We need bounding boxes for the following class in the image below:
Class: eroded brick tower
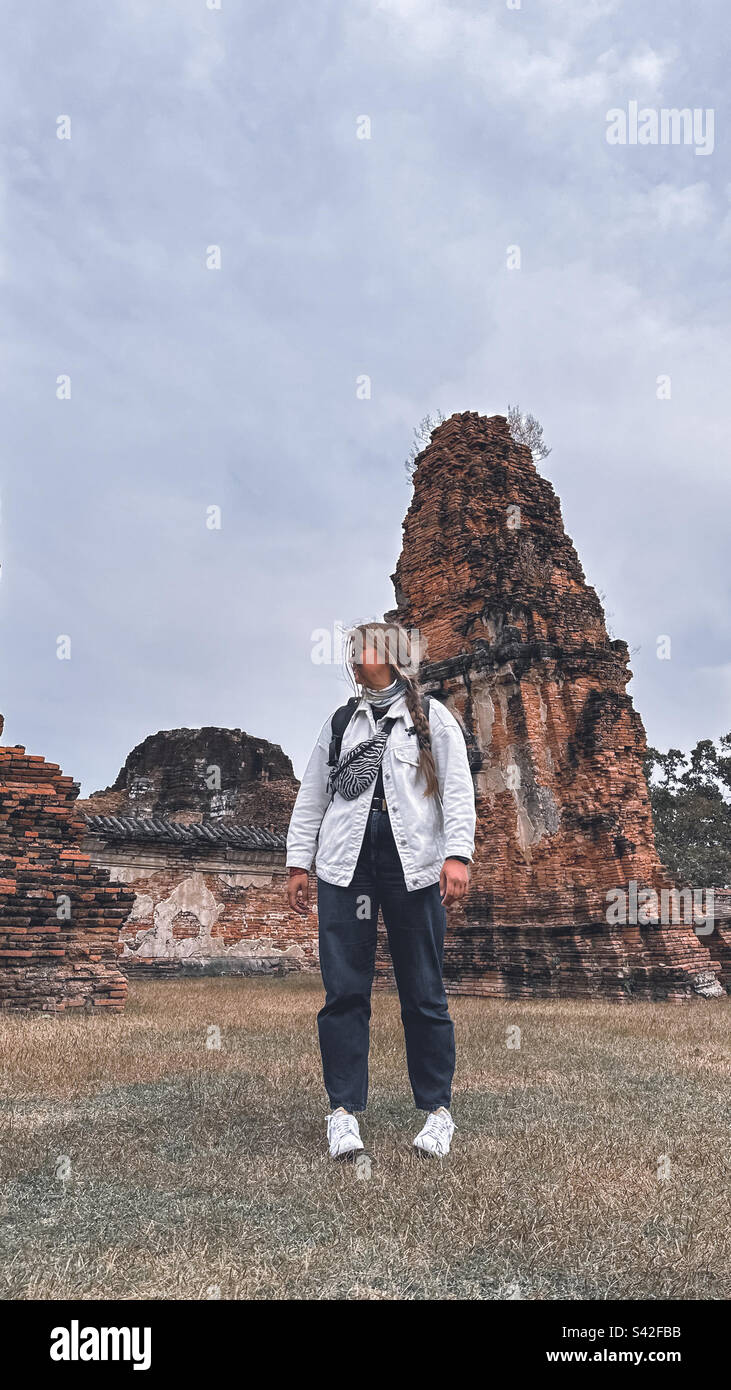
[383,412,723,1000]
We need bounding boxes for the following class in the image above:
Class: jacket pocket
[392,742,420,765]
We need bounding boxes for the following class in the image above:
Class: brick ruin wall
[83,832,318,978]
[711,891,731,991]
[0,734,134,1013]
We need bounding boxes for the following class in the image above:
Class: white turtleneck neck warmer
[360,674,409,707]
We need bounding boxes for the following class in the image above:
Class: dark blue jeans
[316,807,455,1113]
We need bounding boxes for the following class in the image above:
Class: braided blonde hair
[344,621,439,798]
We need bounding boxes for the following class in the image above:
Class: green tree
[644,733,731,887]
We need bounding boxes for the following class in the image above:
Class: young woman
[286,621,476,1159]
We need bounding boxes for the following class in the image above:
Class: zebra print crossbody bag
[326,715,398,801]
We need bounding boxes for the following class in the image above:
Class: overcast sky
[1,0,728,791]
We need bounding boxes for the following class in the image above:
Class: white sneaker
[413,1107,455,1157]
[326,1108,364,1160]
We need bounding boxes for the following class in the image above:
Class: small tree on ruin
[405,411,446,479]
[507,403,552,464]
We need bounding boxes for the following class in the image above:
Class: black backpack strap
[327,696,360,767]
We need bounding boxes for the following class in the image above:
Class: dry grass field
[0,976,729,1301]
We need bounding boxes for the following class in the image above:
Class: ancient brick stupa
[381,412,724,1000]
[78,727,298,832]
[0,714,134,1012]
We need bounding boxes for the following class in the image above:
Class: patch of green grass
[0,978,729,1299]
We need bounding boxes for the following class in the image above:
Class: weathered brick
[0,723,133,1013]
[82,825,317,979]
[78,727,299,830]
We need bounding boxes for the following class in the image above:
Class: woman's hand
[439,858,470,907]
[287,868,311,916]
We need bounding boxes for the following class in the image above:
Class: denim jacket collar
[355,690,410,731]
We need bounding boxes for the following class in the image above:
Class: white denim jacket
[286,692,476,892]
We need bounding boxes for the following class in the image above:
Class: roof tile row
[83,813,287,850]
